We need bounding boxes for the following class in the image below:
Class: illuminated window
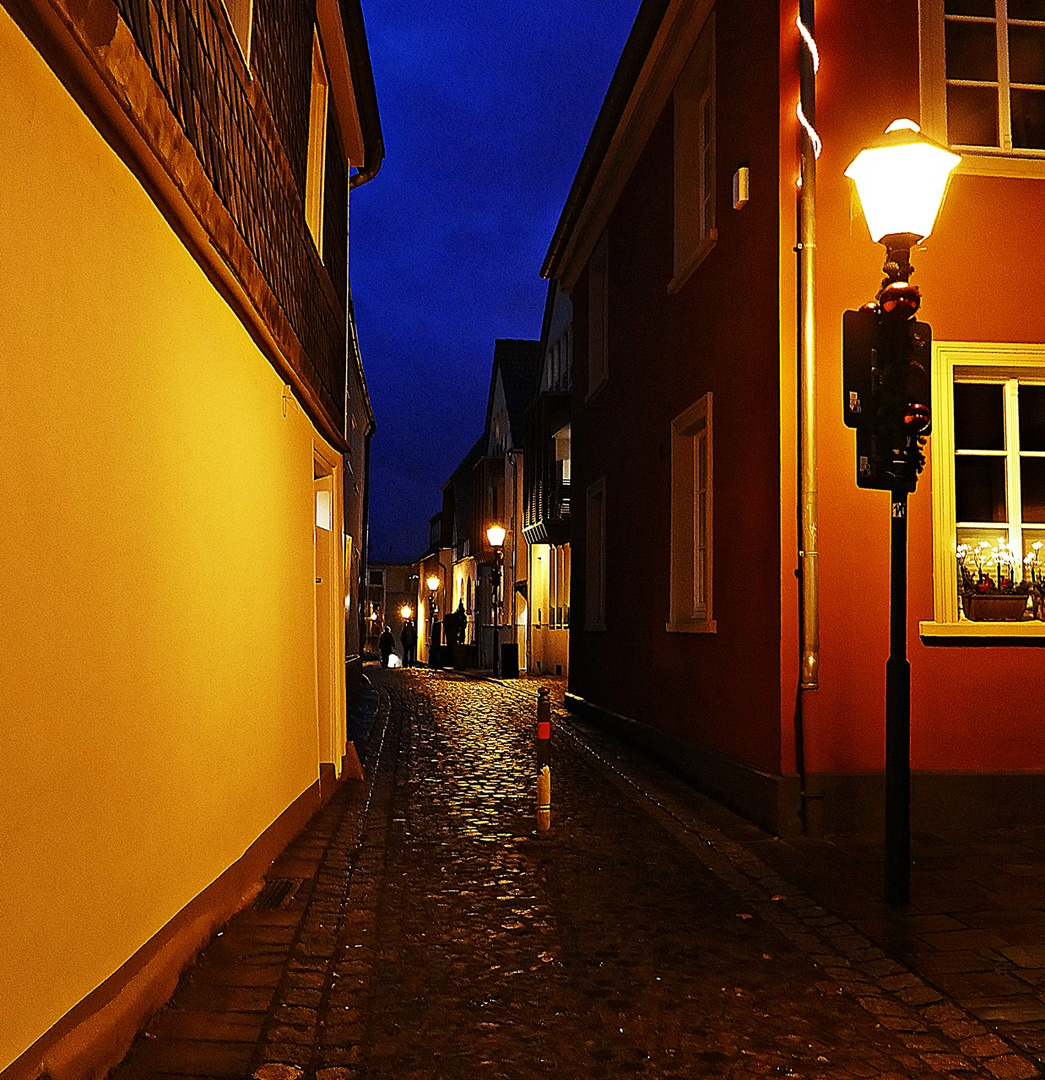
[588,232,609,397]
[670,14,716,293]
[920,0,1045,175]
[668,394,715,632]
[585,479,606,630]
[927,343,1045,630]
[305,30,329,253]
[315,489,332,530]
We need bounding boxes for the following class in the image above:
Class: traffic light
[842,308,932,493]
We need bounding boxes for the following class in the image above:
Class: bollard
[536,687,552,833]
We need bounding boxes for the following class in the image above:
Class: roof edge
[541,0,670,282]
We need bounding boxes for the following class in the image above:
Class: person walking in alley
[400,619,417,667]
[379,625,395,668]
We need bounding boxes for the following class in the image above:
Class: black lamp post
[844,120,960,905]
[486,524,506,677]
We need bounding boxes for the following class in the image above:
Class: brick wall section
[113,0,347,430]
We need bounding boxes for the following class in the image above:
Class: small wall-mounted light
[732,166,750,210]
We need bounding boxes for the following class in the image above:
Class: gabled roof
[483,339,541,450]
[441,436,487,495]
[542,0,714,290]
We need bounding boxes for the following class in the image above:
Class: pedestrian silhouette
[401,619,417,667]
[379,626,395,668]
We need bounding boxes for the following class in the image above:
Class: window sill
[919,620,1045,643]
[954,152,1045,181]
[666,619,717,634]
[668,231,717,295]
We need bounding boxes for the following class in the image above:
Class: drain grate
[253,878,301,910]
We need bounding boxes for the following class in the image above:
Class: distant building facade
[524,281,574,676]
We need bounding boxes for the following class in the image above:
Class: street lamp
[400,604,412,621]
[486,524,506,677]
[426,573,441,667]
[844,119,959,906]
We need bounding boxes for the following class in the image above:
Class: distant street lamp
[486,524,506,677]
[426,573,441,667]
[844,120,959,906]
[400,604,412,621]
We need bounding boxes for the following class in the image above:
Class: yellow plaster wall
[0,8,326,1067]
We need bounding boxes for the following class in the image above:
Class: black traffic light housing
[842,307,932,493]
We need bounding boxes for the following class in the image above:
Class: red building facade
[547,0,1045,836]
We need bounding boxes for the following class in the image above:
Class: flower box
[960,592,1030,621]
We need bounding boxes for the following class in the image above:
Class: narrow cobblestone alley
[111,670,1039,1080]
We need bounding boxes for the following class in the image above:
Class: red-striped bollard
[536,687,552,833]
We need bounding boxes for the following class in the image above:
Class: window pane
[1010,0,1045,19]
[1020,385,1045,449]
[946,0,995,12]
[1022,458,1045,522]
[946,21,999,80]
[1024,529,1045,579]
[1012,88,1045,148]
[954,383,1005,449]
[956,456,1008,521]
[1010,25,1045,83]
[948,84,1000,144]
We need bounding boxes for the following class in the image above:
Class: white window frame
[922,341,1045,637]
[305,29,330,254]
[670,13,717,294]
[219,0,254,64]
[919,0,1045,178]
[668,393,716,633]
[585,478,607,631]
[587,232,609,399]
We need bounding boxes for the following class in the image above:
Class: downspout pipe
[359,429,374,656]
[796,0,823,835]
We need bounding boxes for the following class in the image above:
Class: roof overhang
[316,0,384,175]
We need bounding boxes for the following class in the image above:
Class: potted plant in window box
[958,541,1031,621]
[1025,542,1045,621]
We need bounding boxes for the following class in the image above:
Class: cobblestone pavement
[111,669,1042,1080]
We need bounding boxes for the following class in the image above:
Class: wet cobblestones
[110,670,1042,1080]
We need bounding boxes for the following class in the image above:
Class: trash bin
[500,642,519,678]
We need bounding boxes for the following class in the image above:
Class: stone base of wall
[565,692,802,837]
[565,692,1045,838]
[3,781,324,1080]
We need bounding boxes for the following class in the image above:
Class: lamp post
[426,573,441,667]
[844,120,960,905]
[486,524,506,677]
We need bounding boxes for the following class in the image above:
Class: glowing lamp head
[426,575,440,592]
[486,524,506,549]
[400,605,412,620]
[844,120,961,245]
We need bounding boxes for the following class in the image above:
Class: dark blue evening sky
[351,1,639,563]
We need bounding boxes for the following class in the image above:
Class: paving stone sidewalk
[109,669,1042,1080]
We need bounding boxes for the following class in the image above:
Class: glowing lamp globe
[486,524,506,548]
[844,120,961,245]
[400,605,412,620]
[426,575,440,592]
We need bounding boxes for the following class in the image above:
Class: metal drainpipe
[797,0,823,837]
